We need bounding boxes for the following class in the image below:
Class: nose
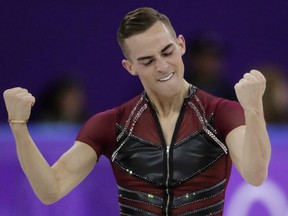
[156,57,169,73]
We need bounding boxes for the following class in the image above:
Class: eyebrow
[136,43,174,61]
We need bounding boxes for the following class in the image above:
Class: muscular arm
[226,70,271,186]
[4,88,97,204]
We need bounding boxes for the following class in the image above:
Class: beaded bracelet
[8,119,28,124]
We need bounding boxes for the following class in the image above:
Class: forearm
[11,123,60,204]
[242,108,271,185]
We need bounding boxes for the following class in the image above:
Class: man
[3,7,271,216]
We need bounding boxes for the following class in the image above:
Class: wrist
[8,119,28,132]
[243,106,264,116]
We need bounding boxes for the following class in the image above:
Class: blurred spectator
[184,31,236,100]
[31,76,88,123]
[260,64,288,124]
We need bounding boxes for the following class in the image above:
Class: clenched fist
[234,70,266,113]
[3,87,35,121]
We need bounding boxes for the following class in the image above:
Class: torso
[76,85,245,216]
[112,89,230,215]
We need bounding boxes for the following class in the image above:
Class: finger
[250,69,262,76]
[27,95,36,107]
[14,91,35,106]
[15,88,29,96]
[250,70,266,82]
[234,82,239,91]
[234,82,243,91]
[3,87,26,99]
[236,77,249,86]
[243,73,256,81]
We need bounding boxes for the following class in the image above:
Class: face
[122,21,186,99]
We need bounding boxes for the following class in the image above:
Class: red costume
[76,85,245,216]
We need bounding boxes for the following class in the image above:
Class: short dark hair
[117,7,177,58]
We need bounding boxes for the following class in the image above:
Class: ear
[122,59,138,76]
[177,35,186,55]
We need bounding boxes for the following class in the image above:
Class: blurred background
[1,1,288,215]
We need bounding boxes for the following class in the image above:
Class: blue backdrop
[1,1,288,121]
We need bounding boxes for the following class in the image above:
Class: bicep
[51,141,97,198]
[226,125,245,174]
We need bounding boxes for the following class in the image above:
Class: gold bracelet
[8,119,28,124]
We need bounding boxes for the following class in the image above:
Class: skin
[3,21,271,204]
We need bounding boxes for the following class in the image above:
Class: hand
[234,70,266,113]
[3,87,35,121]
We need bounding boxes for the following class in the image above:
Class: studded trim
[116,124,163,149]
[188,99,228,154]
[112,86,228,163]
[114,159,159,185]
[118,180,225,216]
[173,179,226,208]
[118,185,163,208]
[112,94,148,161]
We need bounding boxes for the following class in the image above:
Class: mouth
[158,72,174,82]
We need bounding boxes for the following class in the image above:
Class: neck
[147,81,190,118]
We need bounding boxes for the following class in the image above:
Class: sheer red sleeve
[76,108,116,160]
[214,99,245,141]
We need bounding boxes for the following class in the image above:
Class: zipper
[165,144,171,215]
[148,99,186,216]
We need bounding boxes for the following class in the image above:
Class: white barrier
[226,180,288,216]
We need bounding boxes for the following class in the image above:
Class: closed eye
[142,59,154,66]
[161,43,174,57]
[162,50,173,57]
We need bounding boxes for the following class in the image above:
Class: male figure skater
[3,7,271,216]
